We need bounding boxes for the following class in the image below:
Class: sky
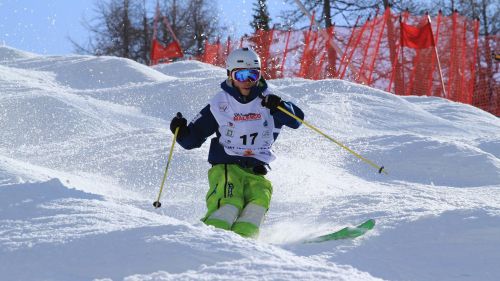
[0,0,292,55]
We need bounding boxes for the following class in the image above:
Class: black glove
[170,112,189,139]
[261,94,282,110]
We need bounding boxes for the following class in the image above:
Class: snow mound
[327,210,500,281]
[1,51,175,90]
[0,45,38,61]
[271,79,500,187]
[153,60,226,79]
[1,46,499,281]
[0,178,380,281]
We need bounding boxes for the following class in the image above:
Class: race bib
[210,91,278,163]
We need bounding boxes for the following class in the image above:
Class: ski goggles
[231,68,261,82]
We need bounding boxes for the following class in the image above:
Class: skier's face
[233,79,256,96]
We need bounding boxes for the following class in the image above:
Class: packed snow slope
[1,45,499,281]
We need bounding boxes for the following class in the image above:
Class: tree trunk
[324,0,337,77]
[480,0,494,102]
[384,1,403,94]
[123,0,131,58]
[142,0,150,64]
[324,0,332,28]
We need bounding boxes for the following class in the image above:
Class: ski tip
[304,219,377,244]
[360,219,376,229]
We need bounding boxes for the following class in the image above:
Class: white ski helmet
[226,47,261,72]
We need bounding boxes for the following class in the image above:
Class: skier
[169,47,304,238]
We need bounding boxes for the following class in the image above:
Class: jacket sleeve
[273,101,304,129]
[176,105,218,149]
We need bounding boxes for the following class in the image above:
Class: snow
[1,46,499,281]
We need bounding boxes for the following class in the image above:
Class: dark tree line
[72,0,220,64]
[278,0,497,36]
[251,0,271,31]
[73,0,497,65]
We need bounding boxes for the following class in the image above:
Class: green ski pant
[202,164,273,238]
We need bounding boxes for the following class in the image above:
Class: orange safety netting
[149,2,184,65]
[150,39,183,65]
[474,35,499,115]
[199,8,499,116]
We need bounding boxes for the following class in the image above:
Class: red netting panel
[201,41,223,67]
[437,13,474,103]
[345,11,392,86]
[380,11,480,103]
[361,11,395,91]
[198,9,498,115]
[280,30,308,78]
[299,29,328,79]
[240,29,314,79]
[403,15,438,97]
[251,30,276,79]
[383,11,405,95]
[474,35,499,116]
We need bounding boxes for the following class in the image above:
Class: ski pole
[153,112,182,208]
[277,105,387,175]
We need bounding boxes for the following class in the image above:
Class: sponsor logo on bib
[233,113,262,122]
[219,102,229,112]
[243,149,255,156]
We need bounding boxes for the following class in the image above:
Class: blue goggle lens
[233,69,260,82]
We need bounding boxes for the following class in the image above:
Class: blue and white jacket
[176,78,304,168]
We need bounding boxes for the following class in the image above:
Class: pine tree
[250,0,271,31]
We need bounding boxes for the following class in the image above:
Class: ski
[304,219,376,243]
